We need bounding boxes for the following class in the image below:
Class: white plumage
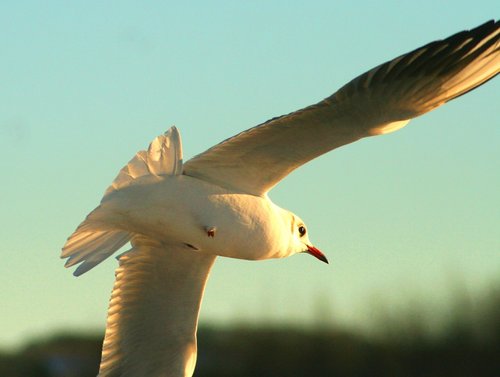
[62,21,499,376]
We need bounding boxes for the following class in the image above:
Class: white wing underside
[185,21,500,196]
[98,237,216,377]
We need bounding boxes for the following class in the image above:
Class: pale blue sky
[1,2,498,349]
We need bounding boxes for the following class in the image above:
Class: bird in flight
[62,21,499,377]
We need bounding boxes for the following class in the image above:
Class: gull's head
[286,213,328,264]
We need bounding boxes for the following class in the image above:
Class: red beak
[306,245,329,264]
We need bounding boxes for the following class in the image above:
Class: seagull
[62,21,499,376]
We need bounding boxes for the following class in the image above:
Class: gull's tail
[61,127,183,276]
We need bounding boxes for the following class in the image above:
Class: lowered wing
[98,236,216,377]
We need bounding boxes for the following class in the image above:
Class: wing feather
[98,236,216,377]
[184,20,499,196]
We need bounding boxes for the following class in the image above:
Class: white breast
[99,174,290,260]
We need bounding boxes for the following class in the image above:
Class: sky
[1,1,498,349]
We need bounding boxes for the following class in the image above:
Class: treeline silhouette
[1,285,499,377]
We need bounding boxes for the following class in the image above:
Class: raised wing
[98,236,216,377]
[184,20,499,196]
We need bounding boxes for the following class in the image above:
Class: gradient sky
[1,1,498,349]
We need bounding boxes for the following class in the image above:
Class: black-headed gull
[62,21,499,376]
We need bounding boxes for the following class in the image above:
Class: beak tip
[306,245,329,264]
[317,254,329,264]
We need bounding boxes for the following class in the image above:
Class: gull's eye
[298,225,306,237]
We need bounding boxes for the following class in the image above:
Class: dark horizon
[2,283,499,377]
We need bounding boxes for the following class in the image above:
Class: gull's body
[62,21,499,376]
[96,174,295,261]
